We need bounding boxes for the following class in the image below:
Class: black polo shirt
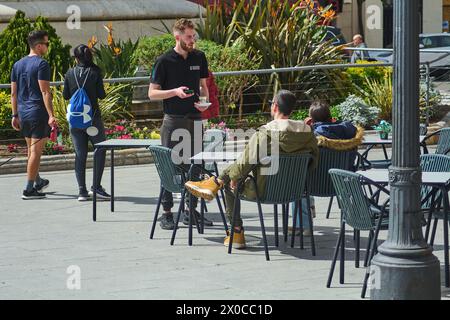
[151,48,209,116]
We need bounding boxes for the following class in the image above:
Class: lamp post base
[370,244,441,300]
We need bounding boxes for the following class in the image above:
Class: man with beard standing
[148,18,212,230]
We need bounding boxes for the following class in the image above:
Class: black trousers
[160,114,203,212]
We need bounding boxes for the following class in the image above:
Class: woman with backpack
[63,44,109,201]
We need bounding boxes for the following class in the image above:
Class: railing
[1,55,449,158]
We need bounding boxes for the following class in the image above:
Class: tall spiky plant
[227,0,346,109]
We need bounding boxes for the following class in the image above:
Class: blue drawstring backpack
[66,67,93,129]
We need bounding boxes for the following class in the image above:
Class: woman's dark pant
[70,116,106,191]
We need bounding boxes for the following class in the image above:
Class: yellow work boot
[224,229,246,249]
[185,176,222,201]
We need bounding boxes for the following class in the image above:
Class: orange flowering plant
[87,22,139,78]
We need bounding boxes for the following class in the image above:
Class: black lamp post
[369,0,441,300]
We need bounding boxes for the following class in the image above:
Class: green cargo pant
[218,165,258,228]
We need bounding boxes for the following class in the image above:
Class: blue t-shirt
[11,55,51,121]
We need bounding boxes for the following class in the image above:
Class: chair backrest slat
[436,128,450,155]
[307,148,357,197]
[420,154,450,208]
[329,169,376,230]
[263,153,312,204]
[148,145,184,194]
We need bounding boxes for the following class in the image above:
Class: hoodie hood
[261,119,315,153]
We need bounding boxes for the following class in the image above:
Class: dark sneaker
[35,178,49,192]
[22,188,46,200]
[89,186,111,200]
[183,210,214,227]
[159,213,175,230]
[78,190,90,201]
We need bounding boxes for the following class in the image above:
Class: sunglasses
[39,42,50,47]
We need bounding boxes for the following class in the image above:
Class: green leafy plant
[358,71,393,121]
[134,35,259,117]
[336,94,380,127]
[0,11,71,83]
[345,61,391,92]
[196,0,240,46]
[291,105,342,121]
[0,91,11,130]
[356,69,441,123]
[246,110,267,127]
[290,109,309,121]
[373,120,392,133]
[133,33,175,68]
[419,83,441,123]
[105,119,160,140]
[0,91,21,140]
[33,16,72,80]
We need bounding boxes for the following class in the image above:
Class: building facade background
[336,0,443,48]
[0,0,203,48]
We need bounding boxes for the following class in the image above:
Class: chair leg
[326,196,334,219]
[362,221,383,298]
[364,230,373,268]
[220,189,227,210]
[306,195,316,256]
[355,230,360,268]
[216,193,228,233]
[284,203,290,243]
[299,199,304,250]
[150,187,164,239]
[424,210,433,243]
[282,204,287,242]
[430,218,439,247]
[257,200,270,261]
[215,163,227,211]
[327,221,344,288]
[170,190,186,246]
[228,187,241,255]
[200,198,205,234]
[274,205,279,248]
[291,201,299,248]
[339,222,346,284]
[202,199,208,213]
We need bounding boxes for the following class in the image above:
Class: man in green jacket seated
[185,90,319,249]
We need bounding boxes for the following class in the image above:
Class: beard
[180,39,194,52]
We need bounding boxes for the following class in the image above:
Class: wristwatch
[12,113,18,118]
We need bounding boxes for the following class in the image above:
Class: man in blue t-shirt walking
[11,30,57,199]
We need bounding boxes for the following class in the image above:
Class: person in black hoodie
[63,44,108,201]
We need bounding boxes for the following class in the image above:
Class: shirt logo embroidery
[190,65,200,71]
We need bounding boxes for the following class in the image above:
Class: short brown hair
[173,18,195,34]
[309,100,332,123]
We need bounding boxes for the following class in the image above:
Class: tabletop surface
[362,135,427,145]
[357,169,450,185]
[190,151,242,163]
[95,139,160,148]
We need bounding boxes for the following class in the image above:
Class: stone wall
[0,0,203,46]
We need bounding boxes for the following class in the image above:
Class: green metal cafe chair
[228,153,313,261]
[327,169,390,299]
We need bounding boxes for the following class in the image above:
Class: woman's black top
[63,64,106,109]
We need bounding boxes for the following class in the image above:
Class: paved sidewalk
[1,151,449,299]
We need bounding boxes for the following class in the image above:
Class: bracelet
[12,113,18,118]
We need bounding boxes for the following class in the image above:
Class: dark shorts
[20,119,51,139]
